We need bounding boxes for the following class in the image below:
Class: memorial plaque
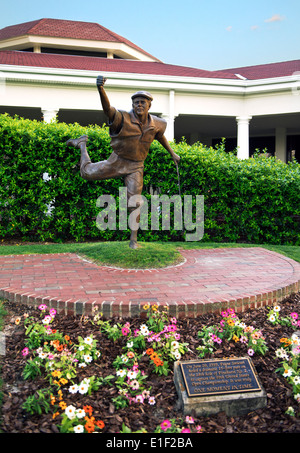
[180,357,261,397]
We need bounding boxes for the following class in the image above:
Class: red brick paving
[0,247,299,318]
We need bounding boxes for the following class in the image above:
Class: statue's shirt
[109,109,167,162]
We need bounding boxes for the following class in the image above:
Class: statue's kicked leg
[66,135,91,170]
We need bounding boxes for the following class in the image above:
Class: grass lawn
[0,240,299,268]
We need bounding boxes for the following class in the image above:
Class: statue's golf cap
[131,91,153,102]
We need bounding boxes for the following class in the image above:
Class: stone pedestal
[174,359,267,417]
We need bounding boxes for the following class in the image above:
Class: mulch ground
[1,293,300,434]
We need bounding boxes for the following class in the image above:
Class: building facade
[0,18,300,162]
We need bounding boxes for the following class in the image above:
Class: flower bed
[1,293,300,433]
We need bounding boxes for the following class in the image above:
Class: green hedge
[0,113,299,245]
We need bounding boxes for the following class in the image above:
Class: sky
[1,0,299,70]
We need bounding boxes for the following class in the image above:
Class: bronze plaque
[180,357,261,397]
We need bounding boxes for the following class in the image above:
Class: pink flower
[38,304,47,311]
[168,325,177,332]
[22,347,29,356]
[181,428,191,433]
[290,312,298,320]
[135,395,144,403]
[121,327,130,336]
[160,420,172,431]
[185,416,194,424]
[248,348,254,356]
[49,308,57,318]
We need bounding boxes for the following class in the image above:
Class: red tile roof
[216,60,300,80]
[0,50,239,79]
[0,18,159,61]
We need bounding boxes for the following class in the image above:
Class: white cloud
[264,14,285,23]
[226,25,232,32]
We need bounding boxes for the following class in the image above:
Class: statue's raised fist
[96,75,106,87]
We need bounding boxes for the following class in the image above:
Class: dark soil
[1,294,300,434]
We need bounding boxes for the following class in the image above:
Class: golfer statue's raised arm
[96,76,116,123]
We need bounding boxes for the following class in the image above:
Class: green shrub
[0,114,299,245]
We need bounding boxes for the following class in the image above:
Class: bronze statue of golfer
[66,76,180,249]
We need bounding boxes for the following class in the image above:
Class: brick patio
[0,247,299,318]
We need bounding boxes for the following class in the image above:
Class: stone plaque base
[174,359,267,417]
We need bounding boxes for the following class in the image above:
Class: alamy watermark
[96,187,204,241]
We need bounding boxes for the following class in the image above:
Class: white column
[162,90,176,141]
[236,116,252,159]
[275,127,286,162]
[42,108,59,123]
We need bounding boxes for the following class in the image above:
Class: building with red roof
[0,18,299,162]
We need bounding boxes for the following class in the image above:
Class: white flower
[78,345,85,351]
[171,341,179,349]
[78,362,87,368]
[116,369,127,377]
[273,305,281,312]
[140,324,149,336]
[121,355,129,363]
[292,375,300,385]
[173,351,181,360]
[275,348,289,360]
[127,370,137,380]
[292,334,300,345]
[268,314,276,323]
[74,425,84,433]
[78,382,89,394]
[84,336,93,346]
[127,341,133,348]
[69,384,79,394]
[81,377,91,385]
[283,368,294,378]
[75,409,86,419]
[42,315,52,325]
[65,405,77,420]
[83,354,93,363]
[294,393,300,402]
[38,351,48,359]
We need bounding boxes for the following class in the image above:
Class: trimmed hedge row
[0,113,299,245]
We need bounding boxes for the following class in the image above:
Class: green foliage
[22,388,52,415]
[1,114,299,245]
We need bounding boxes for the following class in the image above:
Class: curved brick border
[0,247,299,318]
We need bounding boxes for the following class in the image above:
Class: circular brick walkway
[0,247,299,318]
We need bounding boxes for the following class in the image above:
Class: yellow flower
[227,319,235,327]
[15,317,21,325]
[143,304,150,310]
[232,335,239,342]
[59,378,68,386]
[152,304,158,312]
[59,401,67,410]
[52,370,62,378]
